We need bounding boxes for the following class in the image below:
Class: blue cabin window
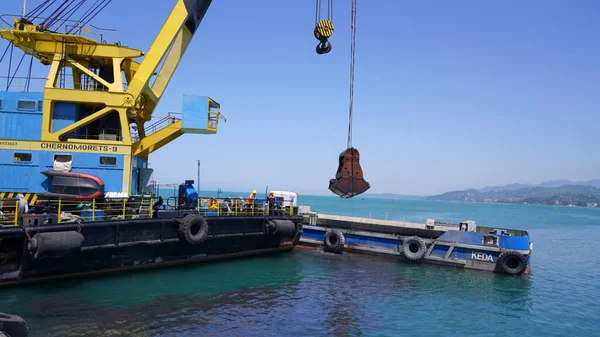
[14,152,32,162]
[99,156,117,166]
[37,100,43,111]
[17,100,36,111]
[0,99,3,109]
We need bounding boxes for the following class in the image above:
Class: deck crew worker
[152,196,164,217]
[267,191,276,215]
[153,196,164,210]
[16,194,28,215]
[246,190,257,212]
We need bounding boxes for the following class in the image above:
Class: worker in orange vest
[245,190,257,213]
[246,190,257,204]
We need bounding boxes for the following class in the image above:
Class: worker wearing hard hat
[267,191,276,214]
[246,190,257,205]
[245,190,257,214]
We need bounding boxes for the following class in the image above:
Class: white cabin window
[14,152,32,162]
[99,156,117,166]
[53,154,72,172]
[17,100,36,111]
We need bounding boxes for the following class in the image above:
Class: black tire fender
[401,236,427,261]
[324,229,345,253]
[178,214,208,244]
[266,220,297,237]
[497,250,527,275]
[0,312,28,337]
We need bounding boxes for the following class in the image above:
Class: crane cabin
[0,0,224,203]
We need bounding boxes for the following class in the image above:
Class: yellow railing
[0,199,19,226]
[191,197,296,217]
[0,195,298,226]
[51,198,154,223]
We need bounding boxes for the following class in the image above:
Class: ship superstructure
[0,0,224,202]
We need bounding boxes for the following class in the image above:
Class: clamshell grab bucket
[328,147,370,198]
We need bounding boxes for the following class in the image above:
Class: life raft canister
[208,198,218,210]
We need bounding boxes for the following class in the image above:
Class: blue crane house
[0,0,303,287]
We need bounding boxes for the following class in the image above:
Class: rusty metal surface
[328,147,370,198]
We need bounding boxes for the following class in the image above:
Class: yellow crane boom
[0,0,366,198]
[0,0,223,159]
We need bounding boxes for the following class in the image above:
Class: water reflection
[1,252,304,336]
[2,245,590,337]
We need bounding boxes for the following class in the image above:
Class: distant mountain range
[478,179,600,192]
[427,179,600,207]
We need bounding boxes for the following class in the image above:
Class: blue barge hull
[298,215,532,275]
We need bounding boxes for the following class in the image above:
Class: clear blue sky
[3,0,599,195]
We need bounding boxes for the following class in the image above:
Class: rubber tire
[271,220,297,237]
[497,250,527,275]
[0,312,28,337]
[324,229,345,254]
[402,236,427,261]
[179,214,208,245]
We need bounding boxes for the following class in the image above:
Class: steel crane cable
[25,54,34,92]
[315,0,333,24]
[315,0,320,24]
[0,44,10,64]
[71,0,101,28]
[347,0,356,148]
[68,0,111,34]
[314,0,334,54]
[43,0,76,29]
[26,0,55,20]
[80,0,111,27]
[57,0,87,28]
[67,0,99,33]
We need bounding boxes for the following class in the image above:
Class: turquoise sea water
[1,194,600,336]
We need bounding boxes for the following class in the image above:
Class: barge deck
[298,210,533,275]
[0,194,303,287]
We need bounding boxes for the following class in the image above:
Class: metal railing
[0,76,47,92]
[164,196,296,217]
[0,196,297,226]
[54,198,153,222]
[60,127,124,142]
[0,14,119,44]
[0,199,20,226]
[131,113,181,142]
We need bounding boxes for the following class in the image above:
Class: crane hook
[314,19,334,54]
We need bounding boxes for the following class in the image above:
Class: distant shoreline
[361,195,600,210]
[423,199,600,210]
